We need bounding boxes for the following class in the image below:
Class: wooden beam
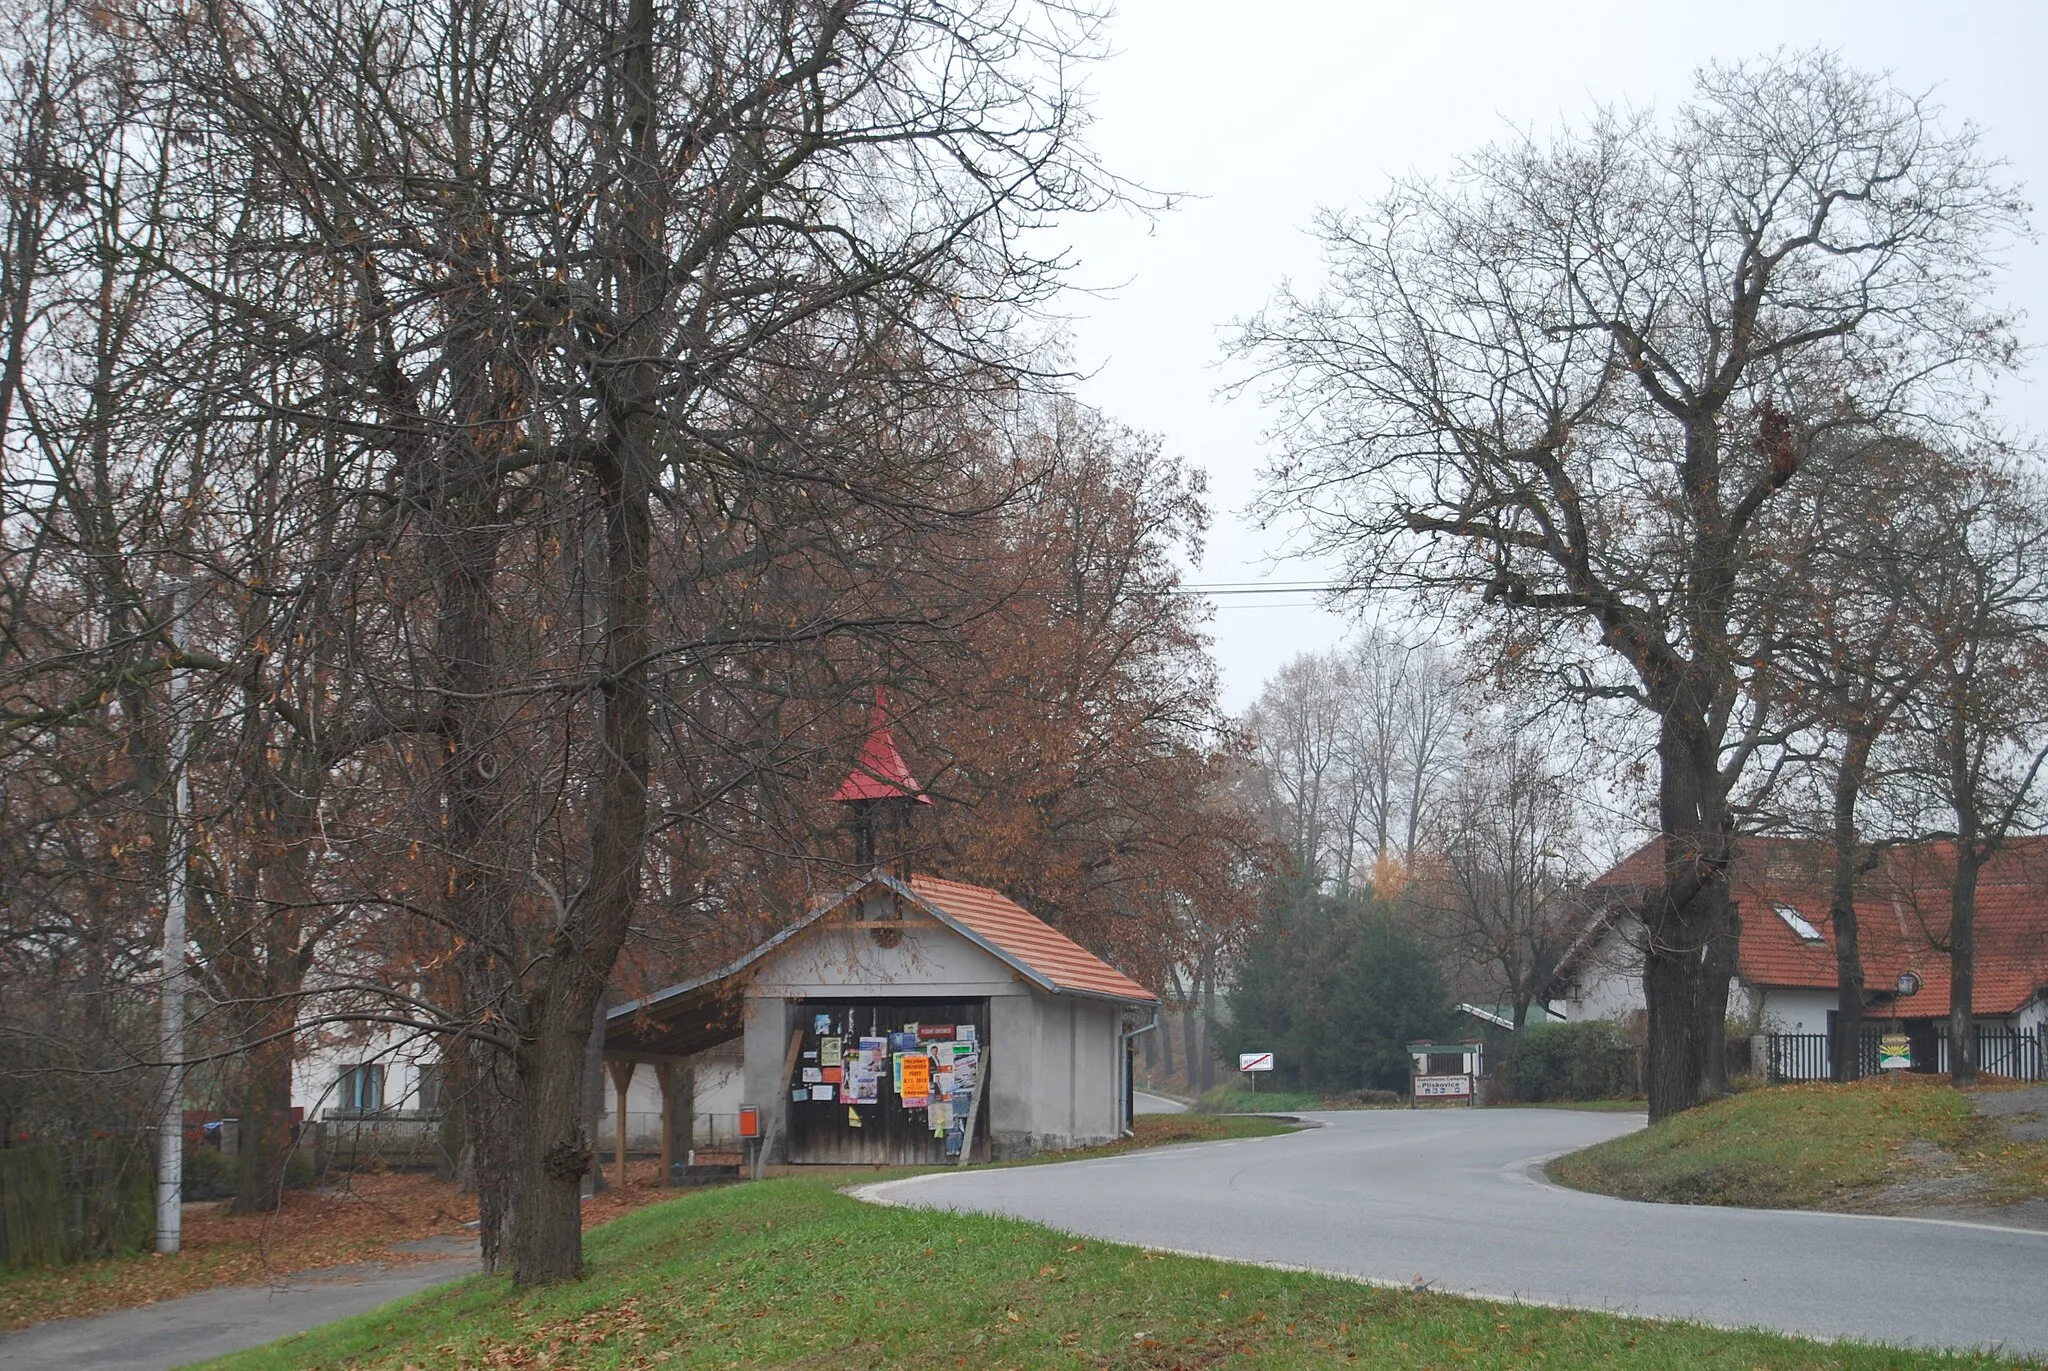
[655,1063,675,1188]
[608,1058,635,1184]
[757,1027,804,1181]
[957,1044,991,1167]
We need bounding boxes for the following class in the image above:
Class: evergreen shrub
[1500,1020,1637,1101]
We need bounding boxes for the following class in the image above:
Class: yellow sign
[899,1053,931,1101]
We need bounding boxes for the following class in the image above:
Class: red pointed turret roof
[830,688,931,804]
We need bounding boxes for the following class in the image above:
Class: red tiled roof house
[1554,837,2048,1078]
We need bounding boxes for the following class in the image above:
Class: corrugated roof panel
[906,873,1158,1004]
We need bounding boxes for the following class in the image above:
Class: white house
[1554,837,2048,1079]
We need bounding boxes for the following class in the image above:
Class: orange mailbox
[738,1104,761,1140]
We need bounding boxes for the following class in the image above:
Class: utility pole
[157,583,191,1255]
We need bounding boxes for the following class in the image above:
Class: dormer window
[1773,903,1825,945]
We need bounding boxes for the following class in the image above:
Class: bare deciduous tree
[1233,51,2024,1118]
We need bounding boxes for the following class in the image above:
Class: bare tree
[1233,52,2024,1117]
[1894,461,2048,1085]
[1422,728,1582,1029]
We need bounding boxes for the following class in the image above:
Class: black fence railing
[1766,1026,2044,1083]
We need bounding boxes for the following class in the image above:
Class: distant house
[1552,837,2048,1077]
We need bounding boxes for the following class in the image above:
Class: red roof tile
[1587,837,2048,1016]
[831,689,931,804]
[906,873,1157,1004]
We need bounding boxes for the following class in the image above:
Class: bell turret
[830,688,930,868]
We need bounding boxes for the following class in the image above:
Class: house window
[1772,903,1826,945]
[415,1062,445,1114]
[338,1064,385,1113]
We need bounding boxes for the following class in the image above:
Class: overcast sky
[1047,0,2048,712]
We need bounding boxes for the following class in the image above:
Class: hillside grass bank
[1549,1075,2048,1212]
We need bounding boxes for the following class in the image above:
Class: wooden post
[956,1045,991,1167]
[757,1028,804,1181]
[608,1059,635,1186]
[655,1063,674,1188]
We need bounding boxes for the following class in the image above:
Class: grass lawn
[0,1118,1283,1334]
[194,1176,2040,1371]
[1549,1075,2048,1211]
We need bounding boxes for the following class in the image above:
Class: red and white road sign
[1238,1052,1274,1073]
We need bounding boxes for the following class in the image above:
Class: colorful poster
[935,1069,955,1100]
[952,1055,977,1093]
[929,1098,951,1132]
[860,1036,888,1063]
[801,1066,823,1084]
[814,1012,834,1035]
[889,1030,918,1054]
[900,1052,931,1106]
[848,1107,863,1128]
[849,1070,879,1105]
[791,1087,807,1102]
[958,1024,977,1043]
[811,1084,835,1102]
[820,1037,844,1068]
[822,1066,842,1085]
[917,1024,955,1041]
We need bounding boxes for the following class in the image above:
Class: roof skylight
[1772,903,1826,944]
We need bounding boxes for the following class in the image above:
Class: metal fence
[603,1111,745,1154]
[1766,1026,2044,1083]
[1936,1027,2045,1080]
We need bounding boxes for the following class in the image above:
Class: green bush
[182,1144,238,1201]
[0,1141,152,1270]
[1501,1021,1638,1102]
[283,1147,315,1189]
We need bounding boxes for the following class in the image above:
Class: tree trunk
[582,993,613,1195]
[1643,711,1736,1121]
[1828,735,1874,1083]
[509,0,662,1267]
[1949,848,1982,1085]
[233,1017,295,1212]
[1198,945,1218,1093]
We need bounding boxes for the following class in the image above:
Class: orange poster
[899,1053,931,1104]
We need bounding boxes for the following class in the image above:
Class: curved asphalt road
[863,1108,2048,1358]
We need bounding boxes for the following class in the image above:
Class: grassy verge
[1189,1084,1349,1112]
[1550,1075,2048,1211]
[1025,1112,1298,1159]
[197,1177,2037,1371]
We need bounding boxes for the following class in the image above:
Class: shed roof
[904,873,1157,1004]
[604,869,1155,1059]
[1579,836,2048,1017]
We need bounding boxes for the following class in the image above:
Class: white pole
[156,584,191,1255]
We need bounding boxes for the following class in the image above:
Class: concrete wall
[987,993,1122,1157]
[1556,926,1647,1022]
[1756,988,1838,1034]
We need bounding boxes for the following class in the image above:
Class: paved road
[0,1241,479,1371]
[1132,1090,1187,1114]
[864,1107,2048,1358]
